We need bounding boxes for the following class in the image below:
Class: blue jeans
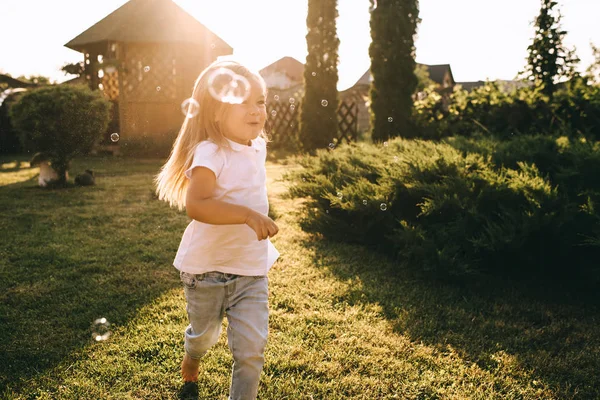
[180,271,269,400]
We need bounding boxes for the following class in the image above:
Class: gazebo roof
[65,0,232,53]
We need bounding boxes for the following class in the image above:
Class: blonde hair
[154,60,268,211]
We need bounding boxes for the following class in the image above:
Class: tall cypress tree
[300,0,340,153]
[522,0,579,99]
[369,0,420,143]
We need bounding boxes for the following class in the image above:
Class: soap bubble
[383,141,388,147]
[207,67,251,104]
[156,86,161,92]
[312,72,317,77]
[289,98,295,104]
[388,117,393,122]
[110,133,120,142]
[328,143,335,150]
[380,203,387,211]
[274,95,280,101]
[337,192,343,199]
[363,200,368,205]
[91,317,112,341]
[181,98,200,118]
[290,105,295,112]
[271,110,277,117]
[321,100,328,107]
[144,66,150,72]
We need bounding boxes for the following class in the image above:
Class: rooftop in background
[65,0,232,52]
[353,64,455,88]
[259,57,457,91]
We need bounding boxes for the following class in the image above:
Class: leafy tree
[586,42,600,85]
[414,64,436,94]
[368,0,420,143]
[521,0,580,99]
[300,0,340,153]
[10,85,111,186]
[61,62,84,77]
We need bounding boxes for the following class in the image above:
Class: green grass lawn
[1,153,598,399]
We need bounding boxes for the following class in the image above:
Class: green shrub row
[413,80,600,141]
[285,136,600,283]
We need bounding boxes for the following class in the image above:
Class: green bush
[414,80,600,141]
[10,84,111,183]
[285,136,600,284]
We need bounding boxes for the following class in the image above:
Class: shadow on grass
[177,382,199,400]
[0,155,185,393]
[300,234,600,399]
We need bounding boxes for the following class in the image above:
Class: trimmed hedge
[285,136,600,284]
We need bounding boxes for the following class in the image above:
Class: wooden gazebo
[64,0,232,146]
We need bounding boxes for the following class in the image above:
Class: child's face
[219,76,267,146]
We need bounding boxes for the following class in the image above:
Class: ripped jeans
[180,271,269,400]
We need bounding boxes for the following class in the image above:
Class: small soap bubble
[328,143,335,150]
[181,98,200,118]
[321,100,328,107]
[144,66,150,72]
[380,203,387,211]
[290,105,295,112]
[326,209,329,214]
[312,72,317,77]
[271,110,277,117]
[383,141,388,147]
[363,200,368,205]
[156,86,161,92]
[302,177,306,182]
[91,317,112,342]
[289,98,295,104]
[337,191,343,199]
[207,67,251,104]
[274,95,280,101]
[388,117,393,122]
[110,133,120,142]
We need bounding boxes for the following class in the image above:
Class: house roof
[353,63,455,87]
[0,74,37,89]
[456,79,533,93]
[64,0,232,52]
[455,81,485,92]
[259,56,305,83]
[426,64,454,85]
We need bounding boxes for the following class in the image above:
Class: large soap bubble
[207,68,251,104]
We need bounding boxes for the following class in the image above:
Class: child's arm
[186,167,278,240]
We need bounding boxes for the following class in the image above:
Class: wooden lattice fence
[265,97,359,149]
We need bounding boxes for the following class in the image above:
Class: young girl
[155,60,280,400]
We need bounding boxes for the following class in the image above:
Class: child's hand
[245,210,279,241]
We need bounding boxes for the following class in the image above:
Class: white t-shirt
[173,135,280,276]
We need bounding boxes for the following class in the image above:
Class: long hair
[154,60,268,211]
